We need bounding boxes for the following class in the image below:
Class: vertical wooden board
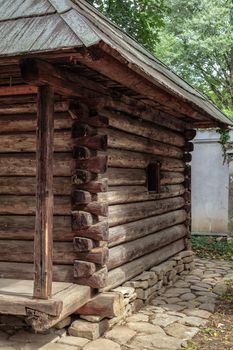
[33,85,54,300]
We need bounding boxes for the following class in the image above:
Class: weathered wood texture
[0,96,75,281]
[75,292,124,318]
[70,102,109,288]
[183,130,195,249]
[100,106,188,289]
[103,238,185,291]
[0,262,74,282]
[33,85,54,299]
[108,224,186,270]
[109,209,187,247]
[0,83,190,292]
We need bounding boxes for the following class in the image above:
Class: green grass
[191,236,233,260]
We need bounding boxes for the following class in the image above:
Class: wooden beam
[20,58,108,99]
[0,85,37,96]
[33,85,54,300]
[75,292,124,318]
[74,48,198,118]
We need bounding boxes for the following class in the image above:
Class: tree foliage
[87,0,232,116]
[87,0,167,51]
[154,0,233,116]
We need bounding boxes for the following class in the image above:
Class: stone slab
[83,339,121,350]
[165,323,199,340]
[105,325,136,344]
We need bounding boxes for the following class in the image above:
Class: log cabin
[0,0,231,331]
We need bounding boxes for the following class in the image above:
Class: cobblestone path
[1,257,233,350]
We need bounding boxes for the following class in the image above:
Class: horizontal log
[76,292,124,318]
[0,241,82,264]
[74,260,96,277]
[75,266,108,288]
[106,128,183,159]
[0,195,71,215]
[95,97,186,132]
[161,172,185,185]
[0,101,69,115]
[0,262,74,282]
[0,177,71,195]
[159,184,185,197]
[108,224,186,270]
[0,151,183,176]
[108,149,185,171]
[0,176,109,197]
[100,109,185,147]
[73,247,109,266]
[0,153,73,176]
[109,209,187,247]
[0,215,74,241]
[0,131,73,153]
[109,196,185,227]
[98,184,185,205]
[107,167,146,186]
[102,239,185,291]
[0,112,72,133]
[75,221,109,241]
[0,215,106,242]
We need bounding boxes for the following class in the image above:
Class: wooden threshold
[0,279,92,331]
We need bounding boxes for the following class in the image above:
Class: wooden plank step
[0,279,92,331]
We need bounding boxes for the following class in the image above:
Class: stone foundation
[69,250,195,339]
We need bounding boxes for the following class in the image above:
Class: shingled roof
[0,0,231,125]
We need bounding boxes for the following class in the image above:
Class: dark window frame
[146,162,161,194]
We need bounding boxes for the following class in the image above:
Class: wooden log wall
[95,106,194,290]
[70,102,109,289]
[0,95,111,288]
[0,95,77,282]
[0,91,195,290]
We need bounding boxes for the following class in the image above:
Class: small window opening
[147,162,161,193]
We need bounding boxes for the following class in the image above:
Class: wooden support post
[33,85,54,300]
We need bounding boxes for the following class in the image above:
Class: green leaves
[87,0,232,117]
[154,0,233,116]
[87,0,168,50]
